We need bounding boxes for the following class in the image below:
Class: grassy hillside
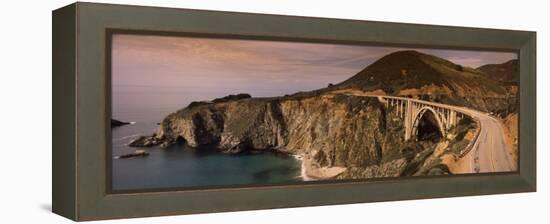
[477,59,518,83]
[336,50,507,97]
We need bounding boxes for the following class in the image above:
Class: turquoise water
[111,86,302,191]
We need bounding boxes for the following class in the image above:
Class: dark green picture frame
[53,2,536,221]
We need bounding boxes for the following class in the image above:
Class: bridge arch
[412,106,446,141]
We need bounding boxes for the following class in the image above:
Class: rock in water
[114,149,150,159]
[111,119,130,128]
[128,135,160,147]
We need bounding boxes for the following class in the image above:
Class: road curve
[453,107,516,173]
[389,97,516,173]
[346,92,516,173]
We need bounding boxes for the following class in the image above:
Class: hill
[477,59,518,83]
[335,50,507,97]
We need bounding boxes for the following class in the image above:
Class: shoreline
[292,154,315,181]
[292,152,346,181]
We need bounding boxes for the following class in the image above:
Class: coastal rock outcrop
[131,93,407,170]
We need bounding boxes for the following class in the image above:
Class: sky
[112,34,517,99]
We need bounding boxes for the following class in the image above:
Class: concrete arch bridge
[373,95,515,173]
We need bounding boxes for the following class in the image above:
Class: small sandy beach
[294,152,346,180]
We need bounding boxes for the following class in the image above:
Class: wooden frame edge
[52,3,78,221]
[50,2,537,221]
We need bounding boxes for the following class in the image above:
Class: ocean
[111,85,302,191]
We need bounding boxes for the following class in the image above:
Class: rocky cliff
[133,94,407,170]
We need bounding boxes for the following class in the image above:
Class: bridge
[371,95,515,173]
[377,96,466,141]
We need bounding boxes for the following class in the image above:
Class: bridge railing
[376,95,483,161]
[378,95,476,119]
[458,118,482,159]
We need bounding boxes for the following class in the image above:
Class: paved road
[398,99,516,173]
[454,107,516,173]
[338,92,516,173]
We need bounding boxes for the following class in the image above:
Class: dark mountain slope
[477,59,518,83]
[336,50,507,97]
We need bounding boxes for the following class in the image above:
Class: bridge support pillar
[397,100,402,117]
[404,100,413,141]
[449,110,456,129]
[380,96,463,141]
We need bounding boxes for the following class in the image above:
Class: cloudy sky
[112,34,517,98]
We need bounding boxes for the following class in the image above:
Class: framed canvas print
[52,2,536,221]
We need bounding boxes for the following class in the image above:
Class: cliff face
[152,94,400,168]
